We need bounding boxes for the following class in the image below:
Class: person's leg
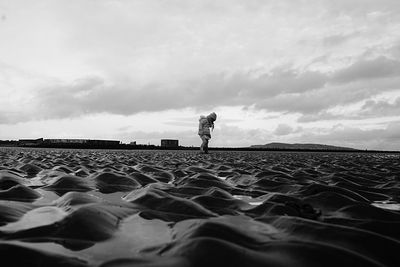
[200,135,208,152]
[204,141,208,153]
[203,135,210,154]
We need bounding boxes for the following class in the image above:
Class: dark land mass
[251,142,358,151]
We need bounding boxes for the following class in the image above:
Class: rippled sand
[0,147,399,266]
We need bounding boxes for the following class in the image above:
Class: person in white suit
[198,112,217,154]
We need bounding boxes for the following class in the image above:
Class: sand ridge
[0,148,399,266]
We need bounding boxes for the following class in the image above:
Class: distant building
[18,138,44,146]
[130,141,137,145]
[161,139,179,148]
[43,139,120,146]
[44,139,86,144]
[86,139,121,146]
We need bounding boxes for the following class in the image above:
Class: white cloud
[331,56,400,84]
[298,91,400,122]
[274,124,294,136]
[293,121,400,150]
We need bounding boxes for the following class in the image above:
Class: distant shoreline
[0,143,399,153]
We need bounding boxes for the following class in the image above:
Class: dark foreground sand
[0,147,399,267]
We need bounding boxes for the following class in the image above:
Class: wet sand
[0,147,399,266]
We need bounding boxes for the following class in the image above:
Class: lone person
[198,112,217,154]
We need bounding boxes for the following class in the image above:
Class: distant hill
[250,142,358,151]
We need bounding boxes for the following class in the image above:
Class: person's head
[207,112,217,122]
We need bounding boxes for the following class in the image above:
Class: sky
[0,0,400,150]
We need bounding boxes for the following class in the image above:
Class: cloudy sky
[1,0,400,150]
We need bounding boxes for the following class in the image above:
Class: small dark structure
[161,139,179,148]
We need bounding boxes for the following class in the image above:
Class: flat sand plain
[0,147,399,266]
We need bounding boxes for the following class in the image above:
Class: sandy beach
[0,147,399,266]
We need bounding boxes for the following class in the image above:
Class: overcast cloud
[1,0,400,149]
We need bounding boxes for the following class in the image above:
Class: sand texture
[0,147,399,266]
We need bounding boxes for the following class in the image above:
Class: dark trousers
[200,134,211,153]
